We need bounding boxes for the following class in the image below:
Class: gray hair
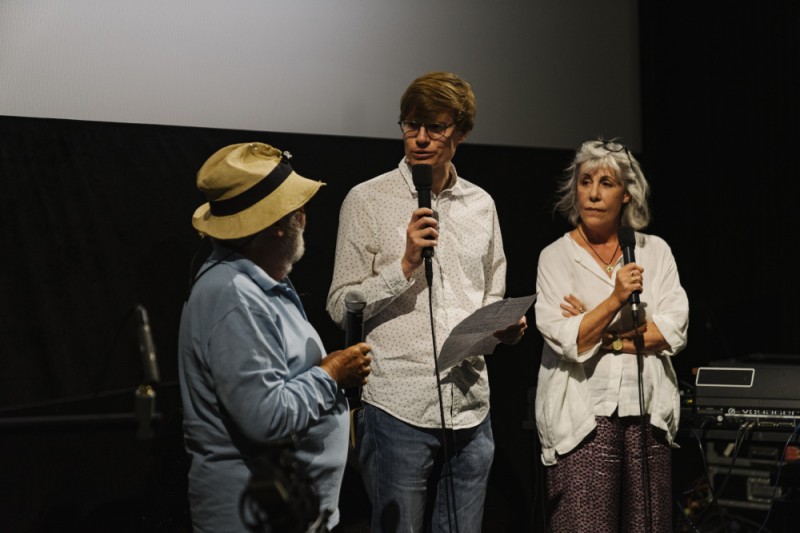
[553,138,651,229]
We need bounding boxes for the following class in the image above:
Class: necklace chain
[577,226,619,273]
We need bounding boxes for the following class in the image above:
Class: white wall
[0,0,640,150]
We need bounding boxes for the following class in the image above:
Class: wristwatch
[611,334,623,352]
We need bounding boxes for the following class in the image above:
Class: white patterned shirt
[326,159,507,429]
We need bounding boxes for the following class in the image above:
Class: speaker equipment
[704,435,800,511]
[689,354,800,515]
[694,353,800,429]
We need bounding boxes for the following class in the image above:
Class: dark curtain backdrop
[640,4,800,530]
[0,116,571,531]
[640,2,800,369]
[1,2,798,531]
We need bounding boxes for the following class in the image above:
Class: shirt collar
[209,242,283,293]
[399,158,460,198]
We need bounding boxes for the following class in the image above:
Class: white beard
[277,217,305,275]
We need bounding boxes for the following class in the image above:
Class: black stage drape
[1,4,799,529]
[0,116,569,531]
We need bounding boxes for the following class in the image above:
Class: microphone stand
[0,387,163,432]
[0,306,163,441]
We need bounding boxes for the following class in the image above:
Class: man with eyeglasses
[326,71,526,533]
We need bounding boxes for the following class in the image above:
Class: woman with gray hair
[533,138,689,532]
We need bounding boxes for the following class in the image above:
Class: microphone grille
[617,226,636,248]
[344,288,367,312]
[135,304,150,327]
[411,164,432,188]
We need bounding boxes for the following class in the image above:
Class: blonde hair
[399,71,476,134]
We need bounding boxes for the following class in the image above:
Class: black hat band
[209,160,293,217]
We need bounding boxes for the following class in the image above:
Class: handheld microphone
[134,304,160,441]
[343,289,367,402]
[135,305,160,386]
[344,289,366,347]
[411,164,434,260]
[411,164,435,286]
[617,226,640,312]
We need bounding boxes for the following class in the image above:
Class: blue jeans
[356,403,494,533]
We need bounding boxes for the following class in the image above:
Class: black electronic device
[694,354,800,428]
[690,354,800,516]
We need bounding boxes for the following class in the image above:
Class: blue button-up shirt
[179,244,348,532]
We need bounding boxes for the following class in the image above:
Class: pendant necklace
[577,226,619,273]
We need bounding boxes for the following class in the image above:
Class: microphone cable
[700,421,751,533]
[619,227,653,531]
[632,308,653,533]
[424,256,459,533]
[755,421,800,533]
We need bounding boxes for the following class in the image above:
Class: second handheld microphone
[343,289,367,401]
[617,226,640,313]
[344,289,367,347]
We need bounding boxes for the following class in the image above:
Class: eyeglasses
[596,140,634,171]
[398,120,455,140]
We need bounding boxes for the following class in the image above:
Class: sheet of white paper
[437,294,536,370]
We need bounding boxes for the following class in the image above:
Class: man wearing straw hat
[178,142,372,532]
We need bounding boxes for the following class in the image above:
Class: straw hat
[192,142,324,239]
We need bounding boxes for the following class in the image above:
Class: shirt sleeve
[205,305,340,444]
[483,199,507,305]
[326,185,414,327]
[648,237,689,357]
[534,239,600,363]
